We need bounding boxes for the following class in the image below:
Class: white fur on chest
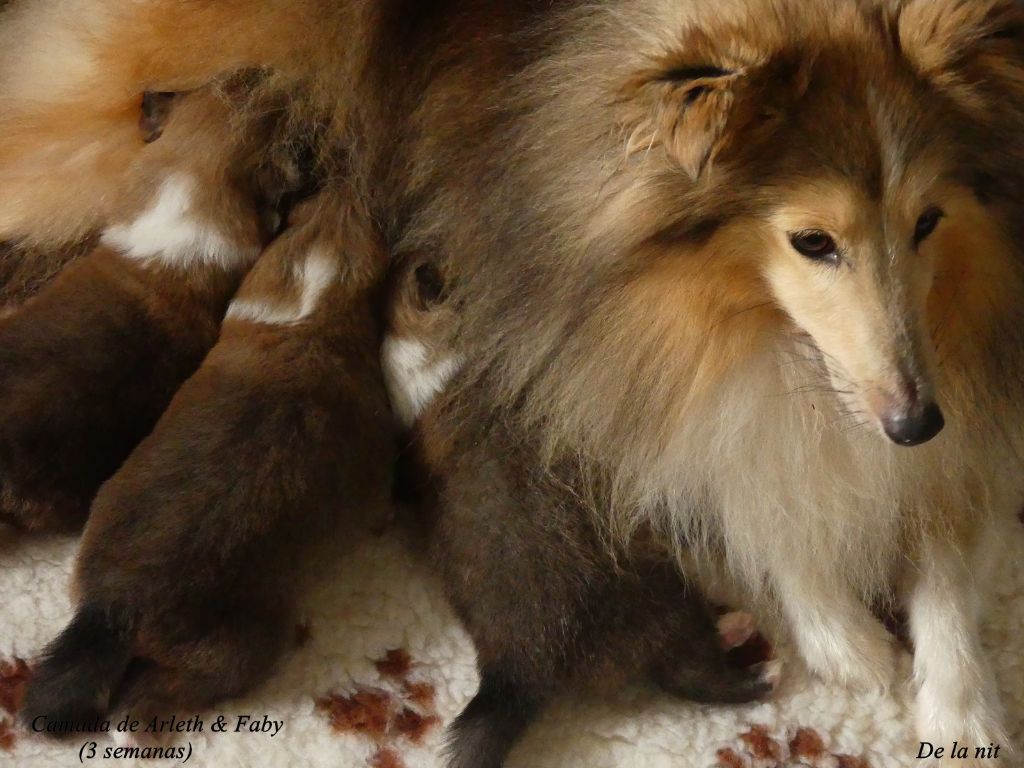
[101,174,255,269]
[658,345,1024,600]
[381,336,462,428]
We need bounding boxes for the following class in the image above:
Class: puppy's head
[617,0,1024,446]
[383,253,452,337]
[381,254,461,429]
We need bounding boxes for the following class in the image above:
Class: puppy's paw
[719,658,784,702]
[717,612,757,650]
[658,658,775,705]
[701,667,774,705]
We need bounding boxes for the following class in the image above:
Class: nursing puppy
[4,1,1024,764]
[0,85,285,530]
[383,257,773,768]
[0,91,185,314]
[22,188,392,726]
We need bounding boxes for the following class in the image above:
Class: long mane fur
[392,0,1024,606]
[3,0,1024,609]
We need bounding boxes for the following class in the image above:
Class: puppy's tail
[20,603,134,735]
[444,671,540,768]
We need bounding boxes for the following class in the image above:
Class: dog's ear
[896,0,1024,94]
[621,57,743,180]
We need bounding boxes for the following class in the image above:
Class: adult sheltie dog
[2,1,1023,766]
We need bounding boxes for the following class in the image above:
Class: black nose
[882,401,945,447]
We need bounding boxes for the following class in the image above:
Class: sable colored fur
[2,2,1024,765]
[378,5,1024,762]
[383,257,772,768]
[0,86,285,530]
[0,239,89,313]
[22,189,392,725]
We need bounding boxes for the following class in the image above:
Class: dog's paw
[798,620,897,694]
[915,692,1010,768]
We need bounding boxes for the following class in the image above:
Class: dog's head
[616,0,1024,447]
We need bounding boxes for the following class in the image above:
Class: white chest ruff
[101,174,255,269]
[656,349,1024,598]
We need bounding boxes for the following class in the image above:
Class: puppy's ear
[621,59,743,180]
[896,0,1024,93]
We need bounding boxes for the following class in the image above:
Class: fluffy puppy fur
[383,257,772,768]
[21,188,392,726]
[4,1,1024,764]
[0,85,284,530]
[0,0,364,247]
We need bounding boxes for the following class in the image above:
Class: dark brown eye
[790,231,840,265]
[914,207,944,246]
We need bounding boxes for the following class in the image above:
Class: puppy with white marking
[22,188,393,726]
[0,84,286,530]
[382,258,461,432]
[383,256,774,768]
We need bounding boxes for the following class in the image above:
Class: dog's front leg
[908,523,1008,767]
[773,561,897,693]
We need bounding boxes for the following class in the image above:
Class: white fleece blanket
[1,519,1022,768]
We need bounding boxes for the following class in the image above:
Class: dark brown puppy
[0,239,90,314]
[383,259,771,768]
[0,86,282,531]
[21,188,392,725]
